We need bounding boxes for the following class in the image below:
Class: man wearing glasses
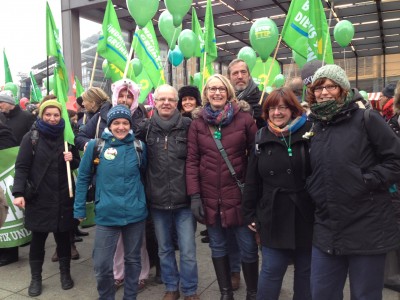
[136,84,200,300]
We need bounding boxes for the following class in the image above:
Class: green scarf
[310,92,353,121]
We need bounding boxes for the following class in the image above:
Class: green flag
[3,49,13,83]
[201,0,217,86]
[191,8,204,58]
[97,0,130,74]
[74,76,85,97]
[281,0,333,63]
[29,72,42,103]
[133,22,165,88]
[46,2,74,145]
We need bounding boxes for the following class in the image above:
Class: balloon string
[324,1,334,65]
[259,34,283,105]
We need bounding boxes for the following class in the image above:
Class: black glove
[191,194,205,223]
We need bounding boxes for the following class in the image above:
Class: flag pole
[259,34,283,105]
[46,56,50,95]
[64,141,73,197]
[201,51,207,88]
[90,52,99,88]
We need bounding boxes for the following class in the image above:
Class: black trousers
[29,231,71,261]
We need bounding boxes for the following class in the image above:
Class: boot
[71,243,80,260]
[212,256,234,300]
[28,260,43,297]
[0,247,18,267]
[74,227,89,237]
[51,250,59,262]
[242,261,258,300]
[59,257,74,290]
[231,272,240,291]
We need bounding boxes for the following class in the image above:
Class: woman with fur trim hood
[178,85,202,118]
[306,65,400,299]
[186,74,258,300]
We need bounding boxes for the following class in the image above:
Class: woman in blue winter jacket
[74,105,147,300]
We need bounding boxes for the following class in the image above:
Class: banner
[0,147,32,248]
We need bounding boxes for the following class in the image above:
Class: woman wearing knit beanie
[306,64,400,299]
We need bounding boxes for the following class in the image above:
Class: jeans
[151,207,198,296]
[257,246,311,300]
[311,246,386,300]
[227,230,241,273]
[93,221,145,300]
[207,216,258,263]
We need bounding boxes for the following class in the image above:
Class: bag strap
[134,139,143,168]
[209,126,244,191]
[95,114,101,139]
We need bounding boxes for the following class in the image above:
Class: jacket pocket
[175,136,187,159]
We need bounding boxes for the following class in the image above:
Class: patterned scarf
[36,118,65,139]
[310,92,353,122]
[267,114,307,137]
[203,102,234,127]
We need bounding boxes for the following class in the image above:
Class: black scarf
[235,78,259,100]
[36,118,65,139]
[153,109,181,133]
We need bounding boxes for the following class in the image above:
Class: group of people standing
[5,58,400,300]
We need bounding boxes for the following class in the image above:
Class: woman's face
[42,107,61,125]
[181,96,197,113]
[268,98,292,128]
[206,78,228,110]
[313,79,341,103]
[82,98,96,112]
[109,118,131,140]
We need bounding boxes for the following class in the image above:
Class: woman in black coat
[243,87,314,300]
[12,96,80,297]
[307,64,400,300]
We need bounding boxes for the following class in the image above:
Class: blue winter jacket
[74,128,147,226]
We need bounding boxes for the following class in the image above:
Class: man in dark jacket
[227,59,266,129]
[0,91,36,144]
[136,84,199,300]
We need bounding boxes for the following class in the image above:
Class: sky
[0,1,101,86]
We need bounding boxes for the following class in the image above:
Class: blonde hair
[201,74,237,106]
[81,87,109,111]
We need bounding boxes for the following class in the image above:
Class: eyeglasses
[155,97,177,103]
[208,87,227,93]
[313,85,338,93]
[268,105,289,112]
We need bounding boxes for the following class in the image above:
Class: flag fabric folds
[281,0,334,64]
[74,76,85,98]
[46,2,74,145]
[3,49,13,83]
[191,7,204,58]
[29,72,42,103]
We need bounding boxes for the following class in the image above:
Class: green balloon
[131,58,143,77]
[193,72,201,90]
[359,90,369,101]
[292,50,307,69]
[273,74,285,88]
[158,10,182,50]
[334,20,355,47]
[178,29,198,59]
[4,82,18,101]
[249,18,279,62]
[237,46,257,72]
[265,86,273,93]
[102,60,112,79]
[43,75,54,91]
[126,0,159,28]
[165,0,192,27]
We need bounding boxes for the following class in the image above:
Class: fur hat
[0,91,15,105]
[111,79,140,114]
[312,64,351,91]
[301,60,324,86]
[178,85,201,111]
[382,83,396,99]
[107,104,132,127]
[39,100,62,118]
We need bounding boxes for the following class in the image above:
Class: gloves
[191,194,205,223]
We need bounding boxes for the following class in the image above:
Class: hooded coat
[186,102,257,227]
[307,92,400,255]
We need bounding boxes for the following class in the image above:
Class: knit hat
[111,79,140,114]
[312,64,351,91]
[0,90,15,105]
[178,85,202,111]
[382,83,396,99]
[301,60,325,86]
[39,99,62,118]
[107,104,132,127]
[76,96,84,108]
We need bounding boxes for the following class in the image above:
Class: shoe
[114,278,124,290]
[74,236,83,243]
[163,291,180,300]
[200,229,208,236]
[138,279,146,293]
[28,260,43,297]
[75,228,89,237]
[51,250,59,262]
[201,236,209,243]
[184,294,200,300]
[59,258,74,290]
[154,274,163,284]
[231,272,240,291]
[71,244,80,260]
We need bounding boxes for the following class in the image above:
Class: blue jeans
[207,216,258,263]
[227,230,241,273]
[93,221,145,300]
[151,208,198,296]
[311,246,386,300]
[257,246,311,300]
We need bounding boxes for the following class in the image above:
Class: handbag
[24,179,39,202]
